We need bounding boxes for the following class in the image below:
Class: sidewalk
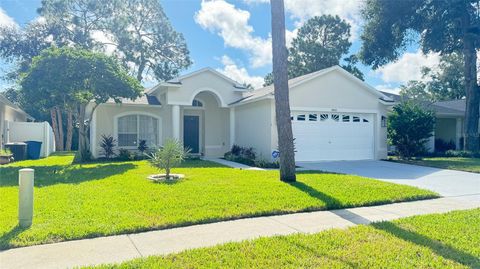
[1,194,479,269]
[203,157,266,170]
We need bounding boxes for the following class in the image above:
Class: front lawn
[0,153,437,249]
[390,157,480,173]
[90,208,480,268]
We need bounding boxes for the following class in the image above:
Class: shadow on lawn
[288,180,343,209]
[279,237,359,268]
[0,225,29,250]
[0,163,137,187]
[372,222,480,267]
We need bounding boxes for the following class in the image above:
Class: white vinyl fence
[5,121,55,157]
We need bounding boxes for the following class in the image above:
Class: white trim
[205,145,223,149]
[113,111,163,150]
[229,95,273,107]
[172,105,180,140]
[100,103,162,108]
[291,107,379,114]
[229,107,235,148]
[189,87,227,107]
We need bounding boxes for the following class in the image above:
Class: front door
[183,115,200,153]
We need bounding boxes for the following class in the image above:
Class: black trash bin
[5,142,27,161]
[25,141,42,160]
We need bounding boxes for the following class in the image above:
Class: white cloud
[374,50,440,84]
[90,30,117,55]
[244,0,362,40]
[216,55,264,88]
[0,7,17,28]
[195,0,271,68]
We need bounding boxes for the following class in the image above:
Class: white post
[229,108,235,148]
[18,168,34,227]
[172,105,180,140]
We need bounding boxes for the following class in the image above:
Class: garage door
[292,112,375,161]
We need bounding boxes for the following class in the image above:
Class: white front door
[292,112,375,161]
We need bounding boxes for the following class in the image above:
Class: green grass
[89,209,480,269]
[391,157,480,173]
[0,153,437,249]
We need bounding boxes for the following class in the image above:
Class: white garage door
[292,112,375,161]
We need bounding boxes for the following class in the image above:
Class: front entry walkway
[1,195,479,269]
[297,160,480,197]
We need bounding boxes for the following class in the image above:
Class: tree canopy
[1,0,191,84]
[264,15,363,86]
[360,0,480,151]
[388,101,435,159]
[400,53,465,102]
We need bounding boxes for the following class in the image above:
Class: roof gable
[168,68,246,89]
[232,66,393,105]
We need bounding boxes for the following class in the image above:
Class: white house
[0,94,32,149]
[89,66,393,161]
[1,94,55,157]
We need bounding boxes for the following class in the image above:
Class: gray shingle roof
[430,99,465,116]
[106,94,161,106]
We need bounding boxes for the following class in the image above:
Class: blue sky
[0,0,439,92]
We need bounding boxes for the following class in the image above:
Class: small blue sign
[272,150,280,159]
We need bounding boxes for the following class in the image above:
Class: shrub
[435,139,456,153]
[138,140,148,155]
[444,150,479,158]
[118,149,136,161]
[148,139,190,179]
[388,101,435,159]
[100,135,117,159]
[225,145,279,168]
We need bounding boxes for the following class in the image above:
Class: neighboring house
[89,66,393,161]
[0,94,55,157]
[382,91,465,151]
[0,94,32,149]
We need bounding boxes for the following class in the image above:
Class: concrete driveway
[297,160,480,197]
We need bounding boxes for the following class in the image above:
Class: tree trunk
[56,106,65,151]
[65,110,73,151]
[50,108,61,151]
[270,0,296,182]
[462,8,479,151]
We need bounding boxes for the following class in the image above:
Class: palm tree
[270,0,296,182]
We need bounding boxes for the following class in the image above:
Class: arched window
[118,115,159,147]
[192,99,203,107]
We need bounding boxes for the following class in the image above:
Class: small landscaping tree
[148,139,189,180]
[388,102,435,159]
[138,140,148,155]
[100,135,116,159]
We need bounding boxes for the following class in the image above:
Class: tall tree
[264,15,363,86]
[1,0,191,150]
[21,47,142,162]
[270,0,296,182]
[360,0,480,151]
[110,0,192,81]
[401,53,465,102]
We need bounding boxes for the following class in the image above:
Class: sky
[0,0,441,93]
